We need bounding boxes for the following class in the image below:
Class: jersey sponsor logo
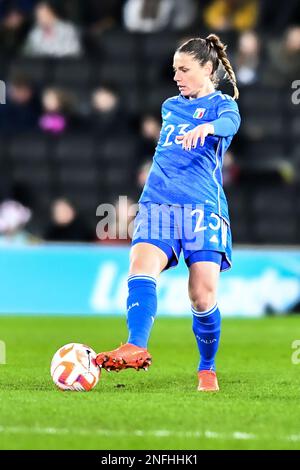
[193,108,206,119]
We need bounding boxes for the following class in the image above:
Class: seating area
[0,28,299,244]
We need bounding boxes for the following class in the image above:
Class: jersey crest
[193,108,206,119]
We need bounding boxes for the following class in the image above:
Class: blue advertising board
[0,245,299,317]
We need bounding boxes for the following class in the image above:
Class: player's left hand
[176,123,215,150]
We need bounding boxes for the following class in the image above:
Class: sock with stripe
[192,303,221,371]
[126,274,157,349]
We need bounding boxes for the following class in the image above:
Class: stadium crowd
[0,0,299,245]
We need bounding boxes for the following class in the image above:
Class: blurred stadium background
[0,0,300,316]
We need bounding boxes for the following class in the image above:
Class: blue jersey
[139,90,241,224]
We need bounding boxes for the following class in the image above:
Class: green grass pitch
[0,315,300,450]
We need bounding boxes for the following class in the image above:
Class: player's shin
[126,275,157,349]
[191,303,221,371]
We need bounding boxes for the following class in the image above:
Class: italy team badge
[193,108,206,119]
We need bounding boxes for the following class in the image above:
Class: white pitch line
[232,432,256,440]
[0,426,299,443]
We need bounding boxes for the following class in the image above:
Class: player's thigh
[129,242,168,278]
[188,261,220,311]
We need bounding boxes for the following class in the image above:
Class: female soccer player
[96,34,240,392]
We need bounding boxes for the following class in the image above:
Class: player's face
[173,52,213,98]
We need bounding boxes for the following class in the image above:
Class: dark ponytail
[177,34,239,100]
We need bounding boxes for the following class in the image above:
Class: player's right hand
[176,123,215,150]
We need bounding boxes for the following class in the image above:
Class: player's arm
[177,99,241,150]
[212,97,241,136]
[210,109,241,137]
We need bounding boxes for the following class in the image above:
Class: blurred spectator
[23,1,82,57]
[0,2,33,57]
[235,30,261,86]
[203,0,258,32]
[264,26,300,86]
[123,0,197,33]
[139,114,161,159]
[130,158,152,205]
[44,198,95,242]
[0,73,40,134]
[39,87,77,135]
[0,199,33,245]
[137,160,152,189]
[222,151,240,188]
[89,84,129,135]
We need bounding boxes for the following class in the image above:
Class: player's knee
[190,290,216,313]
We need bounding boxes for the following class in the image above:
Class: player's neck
[189,83,216,100]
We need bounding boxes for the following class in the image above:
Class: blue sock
[126,275,157,349]
[192,303,221,372]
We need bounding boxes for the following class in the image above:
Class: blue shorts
[131,202,232,272]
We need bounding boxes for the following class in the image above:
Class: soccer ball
[50,343,101,391]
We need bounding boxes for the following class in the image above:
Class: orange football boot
[197,370,219,392]
[96,343,152,372]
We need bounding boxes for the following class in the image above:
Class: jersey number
[191,211,221,232]
[161,124,190,147]
[191,209,206,232]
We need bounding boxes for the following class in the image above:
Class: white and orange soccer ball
[50,343,101,391]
